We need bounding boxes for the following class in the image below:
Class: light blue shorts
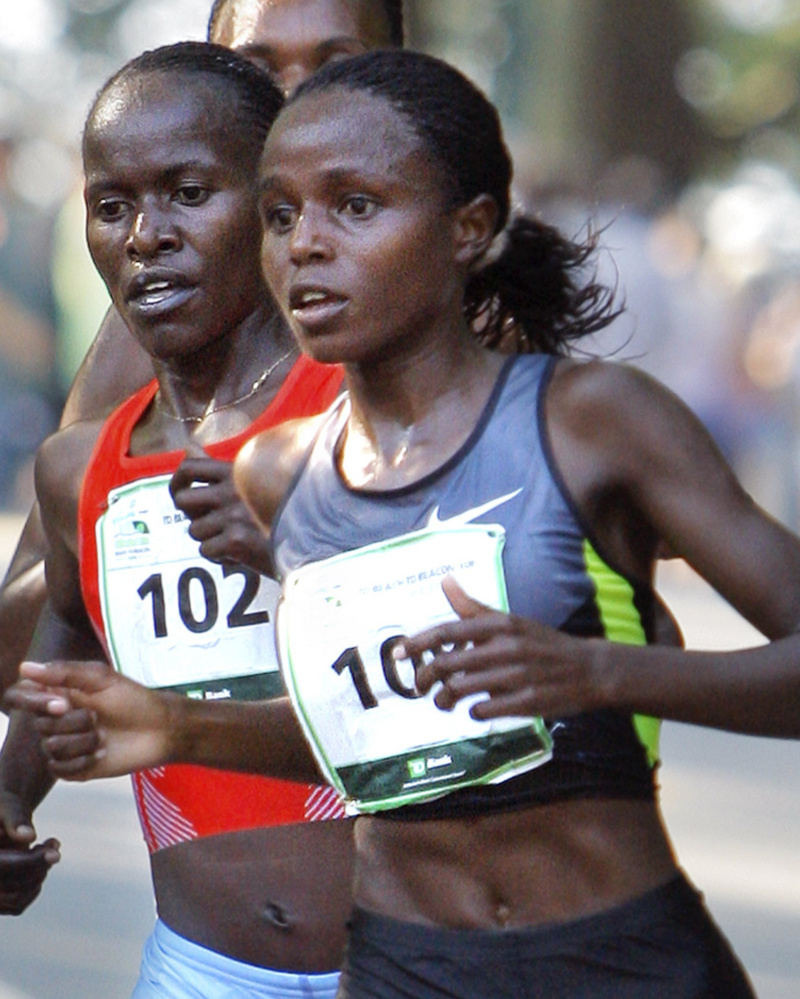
[132,919,341,999]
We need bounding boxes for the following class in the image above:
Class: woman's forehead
[268,86,415,158]
[85,78,255,180]
[215,0,392,49]
[89,74,237,145]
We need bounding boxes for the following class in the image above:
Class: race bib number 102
[278,524,552,814]
[96,475,282,701]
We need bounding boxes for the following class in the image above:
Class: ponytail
[466,216,620,355]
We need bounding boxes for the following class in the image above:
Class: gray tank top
[273,355,656,818]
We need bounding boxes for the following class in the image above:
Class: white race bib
[96,475,281,701]
[278,524,552,814]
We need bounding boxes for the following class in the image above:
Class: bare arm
[59,306,151,427]
[0,597,106,915]
[2,416,324,784]
[410,361,800,739]
[0,421,101,862]
[233,416,323,533]
[7,662,321,784]
[0,506,47,697]
[0,305,143,911]
[0,305,149,695]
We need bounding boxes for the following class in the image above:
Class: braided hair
[84,41,283,174]
[289,49,619,355]
[207,0,405,48]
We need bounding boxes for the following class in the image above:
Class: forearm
[0,506,48,697]
[0,602,99,802]
[0,711,54,811]
[0,565,47,698]
[602,632,800,738]
[168,693,323,782]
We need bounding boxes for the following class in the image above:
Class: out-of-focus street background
[0,1,799,995]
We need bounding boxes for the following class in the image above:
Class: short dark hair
[207,0,404,48]
[287,50,620,355]
[291,49,511,229]
[84,41,283,172]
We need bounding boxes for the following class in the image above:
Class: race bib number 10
[278,524,552,814]
[96,475,282,701]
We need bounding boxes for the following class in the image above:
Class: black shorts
[338,873,756,999]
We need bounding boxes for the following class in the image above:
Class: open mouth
[136,280,177,307]
[127,273,195,316]
[289,286,347,325]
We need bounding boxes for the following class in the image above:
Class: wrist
[588,637,622,712]
[161,690,192,765]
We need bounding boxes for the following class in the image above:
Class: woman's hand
[5,661,322,784]
[407,576,605,720]
[4,662,176,781]
[0,795,60,916]
[170,455,273,574]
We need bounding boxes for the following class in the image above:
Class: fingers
[0,840,61,915]
[441,575,492,618]
[45,751,107,781]
[170,457,230,502]
[403,615,514,695]
[402,613,508,661]
[0,798,35,844]
[19,660,112,698]
[37,837,61,866]
[0,838,62,868]
[169,458,270,568]
[39,708,104,769]
[35,707,97,738]
[185,509,227,544]
[467,689,541,720]
[431,664,529,711]
[3,678,71,717]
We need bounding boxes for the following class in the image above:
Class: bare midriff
[354,798,676,930]
[151,819,355,971]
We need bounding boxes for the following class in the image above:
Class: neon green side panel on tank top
[582,540,660,767]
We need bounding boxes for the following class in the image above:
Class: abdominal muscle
[150,819,355,972]
[354,798,677,930]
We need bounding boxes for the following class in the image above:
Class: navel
[262,901,292,932]
[494,902,512,928]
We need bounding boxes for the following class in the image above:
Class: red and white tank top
[79,355,346,852]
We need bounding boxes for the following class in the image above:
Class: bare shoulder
[60,307,151,427]
[234,415,324,532]
[546,357,736,491]
[549,358,686,433]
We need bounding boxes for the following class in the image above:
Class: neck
[153,304,296,430]
[339,329,505,490]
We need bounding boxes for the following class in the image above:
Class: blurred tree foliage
[406,0,800,204]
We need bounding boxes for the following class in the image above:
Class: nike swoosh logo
[425,488,523,529]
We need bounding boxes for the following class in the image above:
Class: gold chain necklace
[156,347,297,425]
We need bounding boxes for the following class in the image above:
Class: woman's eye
[175,184,209,206]
[342,195,377,219]
[265,205,297,233]
[94,198,127,222]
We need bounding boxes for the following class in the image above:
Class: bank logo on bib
[108,498,153,562]
[407,758,426,779]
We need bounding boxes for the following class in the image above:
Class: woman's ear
[452,194,500,267]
